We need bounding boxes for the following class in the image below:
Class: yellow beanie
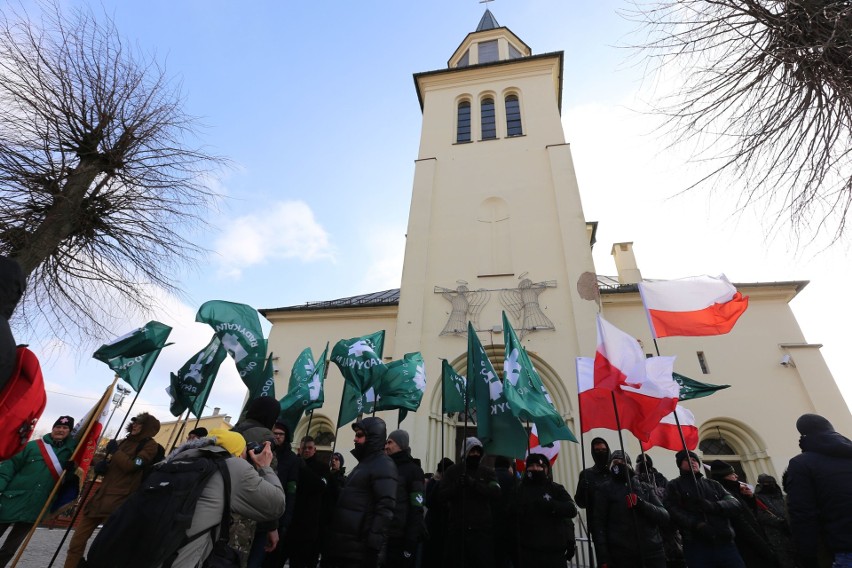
[210,429,246,457]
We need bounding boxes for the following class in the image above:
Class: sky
[12,0,851,437]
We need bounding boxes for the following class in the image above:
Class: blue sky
[16,1,851,434]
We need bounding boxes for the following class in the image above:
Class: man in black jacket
[784,413,852,568]
[575,438,611,539]
[384,429,424,568]
[325,417,397,568]
[510,453,577,567]
[593,450,668,568]
[438,437,501,568]
[262,422,301,568]
[664,450,745,568]
[289,436,329,568]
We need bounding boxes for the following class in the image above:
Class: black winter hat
[675,450,700,468]
[526,453,550,469]
[708,459,735,479]
[245,396,281,429]
[609,450,632,466]
[53,416,75,430]
[188,427,208,438]
[332,452,345,467]
[635,453,653,468]
[796,414,834,436]
[437,457,454,473]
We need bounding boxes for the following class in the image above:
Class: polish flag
[516,424,560,472]
[638,275,748,339]
[641,406,699,452]
[580,350,679,442]
[594,315,648,392]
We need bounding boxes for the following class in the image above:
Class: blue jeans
[835,552,852,568]
[682,540,745,568]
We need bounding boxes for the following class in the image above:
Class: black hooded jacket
[574,437,611,509]
[387,448,425,547]
[438,441,501,531]
[327,417,398,562]
[664,470,740,544]
[784,430,852,559]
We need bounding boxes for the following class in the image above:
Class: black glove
[63,460,76,472]
[402,545,417,568]
[93,460,109,475]
[695,522,716,541]
[105,439,119,455]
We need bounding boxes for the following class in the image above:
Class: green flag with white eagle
[467,322,528,458]
[502,312,576,445]
[167,334,228,418]
[674,372,730,400]
[196,300,269,399]
[442,359,467,414]
[333,331,385,428]
[279,345,328,434]
[93,321,173,391]
[376,352,426,413]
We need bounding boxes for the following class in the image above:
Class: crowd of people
[0,408,850,568]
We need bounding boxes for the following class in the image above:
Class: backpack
[135,437,167,481]
[85,451,230,568]
[0,346,46,459]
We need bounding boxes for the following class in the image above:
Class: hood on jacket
[127,412,161,439]
[800,430,852,458]
[352,417,387,457]
[590,436,610,468]
[244,396,281,430]
[463,436,484,459]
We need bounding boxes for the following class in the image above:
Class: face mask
[592,450,609,467]
[527,470,547,483]
[465,455,482,469]
[721,478,740,493]
[610,464,628,481]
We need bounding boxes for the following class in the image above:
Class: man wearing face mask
[574,437,612,557]
[592,450,668,568]
[438,437,501,568]
[510,453,577,567]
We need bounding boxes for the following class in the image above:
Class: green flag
[93,321,173,391]
[375,352,426,413]
[502,312,577,445]
[279,345,328,434]
[196,300,269,399]
[167,335,228,418]
[674,372,730,400]
[467,322,528,459]
[332,331,386,428]
[441,359,467,414]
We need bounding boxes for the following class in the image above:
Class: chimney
[213,407,220,416]
[611,242,642,284]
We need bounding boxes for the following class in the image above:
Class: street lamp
[103,384,132,437]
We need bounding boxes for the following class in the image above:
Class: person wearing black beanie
[785,413,852,568]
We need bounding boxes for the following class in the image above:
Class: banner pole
[609,391,647,566]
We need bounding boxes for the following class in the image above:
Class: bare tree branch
[626,0,852,243]
[0,1,225,341]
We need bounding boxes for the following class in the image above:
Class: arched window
[505,94,523,136]
[481,97,497,140]
[698,419,776,481]
[457,101,471,143]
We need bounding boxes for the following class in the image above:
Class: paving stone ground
[7,525,96,568]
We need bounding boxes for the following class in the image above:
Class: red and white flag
[580,349,679,442]
[638,275,748,339]
[70,382,115,479]
[516,424,560,472]
[594,315,648,392]
[641,405,699,452]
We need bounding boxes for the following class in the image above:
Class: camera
[245,441,263,455]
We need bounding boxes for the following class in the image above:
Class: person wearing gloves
[438,437,501,568]
[324,417,398,568]
[592,450,669,568]
[510,452,578,567]
[64,412,160,568]
[383,429,425,568]
[0,415,77,566]
[164,429,286,567]
[664,450,744,568]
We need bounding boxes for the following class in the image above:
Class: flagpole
[303,410,315,455]
[20,378,117,568]
[608,391,648,567]
[574,368,596,567]
[440,359,446,481]
[169,409,193,454]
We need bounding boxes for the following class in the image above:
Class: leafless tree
[0,2,223,341]
[627,0,852,242]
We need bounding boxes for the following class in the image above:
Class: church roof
[476,8,500,31]
[261,289,400,314]
[262,278,808,314]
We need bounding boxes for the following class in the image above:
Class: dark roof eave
[414,51,564,113]
[599,280,810,297]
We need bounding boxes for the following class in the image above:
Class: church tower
[395,10,599,483]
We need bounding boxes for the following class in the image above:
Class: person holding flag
[0,415,77,566]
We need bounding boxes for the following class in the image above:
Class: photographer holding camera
[230,397,281,568]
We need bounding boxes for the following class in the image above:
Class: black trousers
[0,522,33,567]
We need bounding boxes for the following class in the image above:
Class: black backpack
[85,451,230,568]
